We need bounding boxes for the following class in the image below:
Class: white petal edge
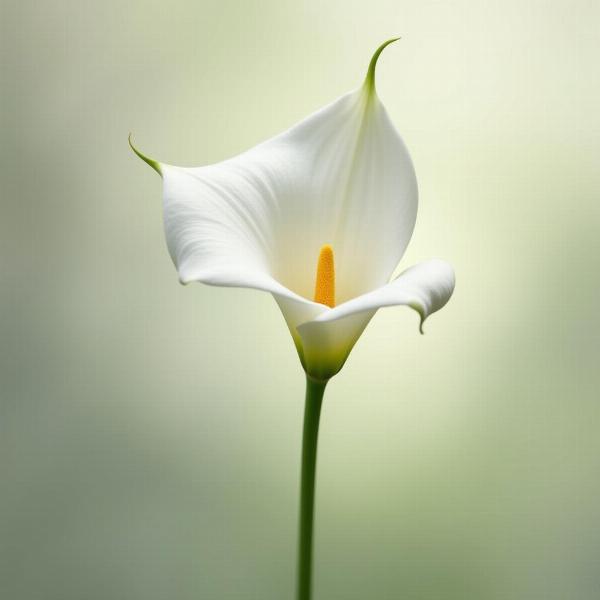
[296,259,455,379]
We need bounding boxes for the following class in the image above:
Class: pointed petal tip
[364,37,401,93]
[128,133,162,176]
[178,273,192,286]
[409,302,426,334]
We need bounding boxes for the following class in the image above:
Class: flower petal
[296,259,455,379]
[132,41,439,379]
[134,39,416,307]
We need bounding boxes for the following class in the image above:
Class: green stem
[297,375,328,600]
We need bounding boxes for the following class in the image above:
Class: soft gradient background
[2,1,599,598]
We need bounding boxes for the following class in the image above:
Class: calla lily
[130,38,455,382]
[131,39,455,600]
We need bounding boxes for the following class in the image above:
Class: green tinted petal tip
[364,37,400,94]
[409,302,426,335]
[128,133,162,176]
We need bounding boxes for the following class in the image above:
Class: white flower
[131,39,455,381]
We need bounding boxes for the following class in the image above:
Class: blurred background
[1,0,599,598]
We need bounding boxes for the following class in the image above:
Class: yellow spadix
[313,244,335,308]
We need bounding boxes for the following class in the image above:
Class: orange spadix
[313,244,335,308]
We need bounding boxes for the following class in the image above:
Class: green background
[2,1,599,598]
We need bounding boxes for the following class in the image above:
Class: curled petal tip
[128,133,162,176]
[364,37,401,93]
[409,302,426,334]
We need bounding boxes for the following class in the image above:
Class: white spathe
[132,40,455,380]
